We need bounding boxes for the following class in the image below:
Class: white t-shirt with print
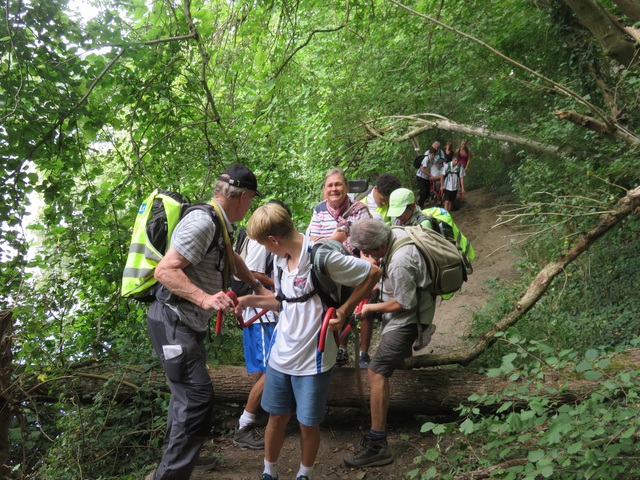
[270,234,371,375]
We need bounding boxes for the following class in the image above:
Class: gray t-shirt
[165,205,232,332]
[379,229,436,335]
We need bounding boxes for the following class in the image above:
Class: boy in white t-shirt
[236,203,381,480]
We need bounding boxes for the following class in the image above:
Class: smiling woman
[307,168,371,255]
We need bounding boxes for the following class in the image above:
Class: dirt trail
[418,188,518,355]
[192,188,518,480]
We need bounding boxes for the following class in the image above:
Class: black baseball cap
[218,164,262,197]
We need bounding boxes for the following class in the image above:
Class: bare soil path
[193,188,518,480]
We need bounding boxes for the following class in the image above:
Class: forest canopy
[2,0,640,478]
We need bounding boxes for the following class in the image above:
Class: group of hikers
[143,153,474,480]
[415,139,471,212]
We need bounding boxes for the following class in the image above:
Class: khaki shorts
[369,324,420,377]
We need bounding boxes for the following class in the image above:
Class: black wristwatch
[250,279,262,292]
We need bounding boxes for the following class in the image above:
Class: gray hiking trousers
[147,301,215,480]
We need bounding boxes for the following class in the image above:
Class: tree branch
[406,185,640,369]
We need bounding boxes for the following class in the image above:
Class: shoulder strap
[355,185,374,203]
[183,204,221,254]
[310,242,341,309]
[274,265,319,304]
[208,200,237,276]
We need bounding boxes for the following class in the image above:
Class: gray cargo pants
[147,301,215,480]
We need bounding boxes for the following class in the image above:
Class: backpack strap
[208,200,237,277]
[310,242,342,309]
[274,266,319,304]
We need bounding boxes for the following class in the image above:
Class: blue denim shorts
[261,365,333,426]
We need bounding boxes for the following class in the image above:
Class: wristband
[250,279,262,292]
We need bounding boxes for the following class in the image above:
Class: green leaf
[584,349,599,361]
[527,449,545,462]
[583,370,603,381]
[459,418,475,435]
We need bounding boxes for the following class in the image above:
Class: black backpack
[121,189,222,302]
[229,227,274,297]
[413,154,426,169]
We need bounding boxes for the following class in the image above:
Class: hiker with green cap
[387,188,433,229]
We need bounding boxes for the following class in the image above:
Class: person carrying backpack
[386,188,434,229]
[234,202,381,480]
[145,164,268,480]
[233,200,291,451]
[440,151,466,212]
[360,173,402,225]
[344,219,437,469]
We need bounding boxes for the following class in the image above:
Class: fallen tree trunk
[21,349,640,416]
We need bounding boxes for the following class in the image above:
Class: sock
[296,463,313,479]
[368,429,387,441]
[239,410,256,429]
[264,458,278,478]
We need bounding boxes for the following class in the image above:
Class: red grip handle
[215,291,239,335]
[239,309,269,328]
[318,307,339,353]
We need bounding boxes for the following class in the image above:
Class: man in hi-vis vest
[146,164,268,480]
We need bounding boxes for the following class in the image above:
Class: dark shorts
[369,324,420,377]
[443,189,457,203]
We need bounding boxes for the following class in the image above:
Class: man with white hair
[343,219,436,469]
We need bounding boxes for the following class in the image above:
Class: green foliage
[412,337,640,479]
[2,0,640,477]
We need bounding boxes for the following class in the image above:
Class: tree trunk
[19,349,640,417]
[563,0,638,68]
[0,311,13,480]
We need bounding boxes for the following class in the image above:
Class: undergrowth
[410,333,640,479]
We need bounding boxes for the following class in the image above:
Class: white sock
[239,410,256,429]
[264,458,278,478]
[297,463,313,479]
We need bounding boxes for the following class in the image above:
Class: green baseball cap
[387,188,415,217]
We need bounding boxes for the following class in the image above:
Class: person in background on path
[444,141,454,164]
[455,139,472,172]
[146,164,268,480]
[387,188,433,229]
[308,168,372,368]
[429,140,446,163]
[233,200,293,451]
[429,158,446,205]
[441,152,466,213]
[415,148,436,209]
[236,202,381,480]
[362,173,402,225]
[344,219,436,469]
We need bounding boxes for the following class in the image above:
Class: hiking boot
[336,347,348,366]
[193,455,220,471]
[359,352,371,369]
[413,324,436,351]
[260,474,278,480]
[234,422,265,450]
[344,435,393,468]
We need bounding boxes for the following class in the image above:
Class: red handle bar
[318,298,368,353]
[215,291,239,334]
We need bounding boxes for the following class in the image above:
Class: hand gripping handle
[215,291,239,334]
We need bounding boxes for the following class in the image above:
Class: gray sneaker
[234,422,265,450]
[344,435,393,468]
